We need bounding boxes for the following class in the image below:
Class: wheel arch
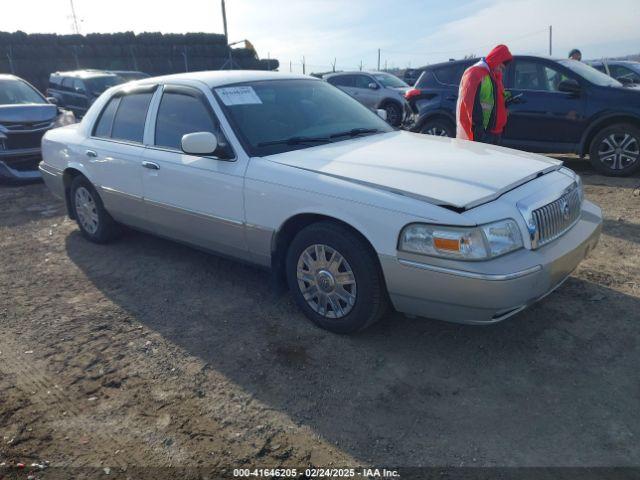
[270,213,381,285]
[413,110,456,133]
[580,114,640,157]
[62,166,87,219]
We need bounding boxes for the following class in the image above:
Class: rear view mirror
[376,109,387,121]
[558,79,581,94]
[181,132,218,156]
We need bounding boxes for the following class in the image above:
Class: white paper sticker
[215,86,263,106]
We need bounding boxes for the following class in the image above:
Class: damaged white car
[40,71,602,333]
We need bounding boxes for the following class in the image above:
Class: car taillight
[405,88,421,100]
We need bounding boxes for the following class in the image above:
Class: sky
[1,0,639,73]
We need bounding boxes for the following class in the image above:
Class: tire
[69,175,121,243]
[285,222,389,334]
[419,118,455,137]
[382,101,403,127]
[589,123,640,176]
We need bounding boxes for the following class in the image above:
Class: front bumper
[0,148,42,181]
[380,200,603,324]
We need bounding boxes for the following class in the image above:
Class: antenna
[69,0,81,35]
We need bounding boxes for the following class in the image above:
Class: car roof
[0,74,21,81]
[424,55,567,70]
[324,70,386,78]
[50,70,118,79]
[133,70,313,88]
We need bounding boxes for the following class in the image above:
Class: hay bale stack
[0,30,279,92]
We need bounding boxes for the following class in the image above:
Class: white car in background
[40,71,602,334]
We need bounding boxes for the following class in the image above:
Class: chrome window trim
[146,83,237,162]
[397,258,542,281]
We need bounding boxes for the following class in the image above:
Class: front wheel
[383,102,403,127]
[419,118,455,137]
[285,222,388,334]
[589,123,640,176]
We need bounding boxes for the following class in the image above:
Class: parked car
[109,70,151,82]
[403,68,424,86]
[0,74,75,182]
[323,71,411,126]
[587,60,640,85]
[406,56,640,176]
[47,70,122,118]
[40,71,602,333]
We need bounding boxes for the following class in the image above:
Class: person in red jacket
[456,44,513,144]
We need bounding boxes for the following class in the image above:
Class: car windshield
[0,79,46,105]
[373,73,408,88]
[85,76,122,95]
[214,79,393,156]
[559,60,622,87]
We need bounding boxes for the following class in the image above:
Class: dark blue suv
[406,55,640,176]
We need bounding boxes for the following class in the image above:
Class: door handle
[141,161,160,170]
[85,149,97,158]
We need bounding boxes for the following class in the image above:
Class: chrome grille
[532,185,581,247]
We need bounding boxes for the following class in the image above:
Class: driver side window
[353,75,373,89]
[155,89,233,158]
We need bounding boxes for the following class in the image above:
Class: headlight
[53,110,76,128]
[399,219,523,260]
[575,174,584,203]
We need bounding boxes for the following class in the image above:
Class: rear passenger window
[111,92,153,143]
[328,75,354,87]
[433,64,465,86]
[93,96,120,138]
[61,78,74,91]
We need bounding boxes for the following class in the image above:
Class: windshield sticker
[215,86,263,106]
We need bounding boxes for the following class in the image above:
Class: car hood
[0,104,57,124]
[266,131,562,210]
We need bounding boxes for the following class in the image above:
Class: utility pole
[289,60,292,73]
[221,0,234,70]
[377,49,380,71]
[359,60,363,71]
[69,0,81,34]
[549,25,553,56]
[302,56,306,75]
[331,58,336,72]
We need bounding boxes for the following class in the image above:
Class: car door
[82,86,156,227]
[350,74,379,108]
[72,78,90,116]
[140,84,248,260]
[60,77,76,111]
[503,59,587,152]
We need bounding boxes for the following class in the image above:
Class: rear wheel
[285,222,388,334]
[420,118,455,137]
[589,123,640,176]
[70,175,121,243]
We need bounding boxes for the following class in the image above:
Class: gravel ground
[1,159,639,477]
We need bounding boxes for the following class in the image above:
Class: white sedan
[40,71,602,333]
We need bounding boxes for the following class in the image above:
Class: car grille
[532,185,581,247]
[2,155,41,171]
[3,131,45,151]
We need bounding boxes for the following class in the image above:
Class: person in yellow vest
[456,45,513,145]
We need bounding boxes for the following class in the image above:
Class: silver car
[324,71,410,126]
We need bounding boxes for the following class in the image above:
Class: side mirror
[558,79,581,94]
[368,82,379,90]
[46,96,58,105]
[376,109,388,121]
[181,132,218,156]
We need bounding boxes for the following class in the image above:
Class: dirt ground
[1,158,639,478]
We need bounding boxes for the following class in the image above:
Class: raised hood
[266,131,562,209]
